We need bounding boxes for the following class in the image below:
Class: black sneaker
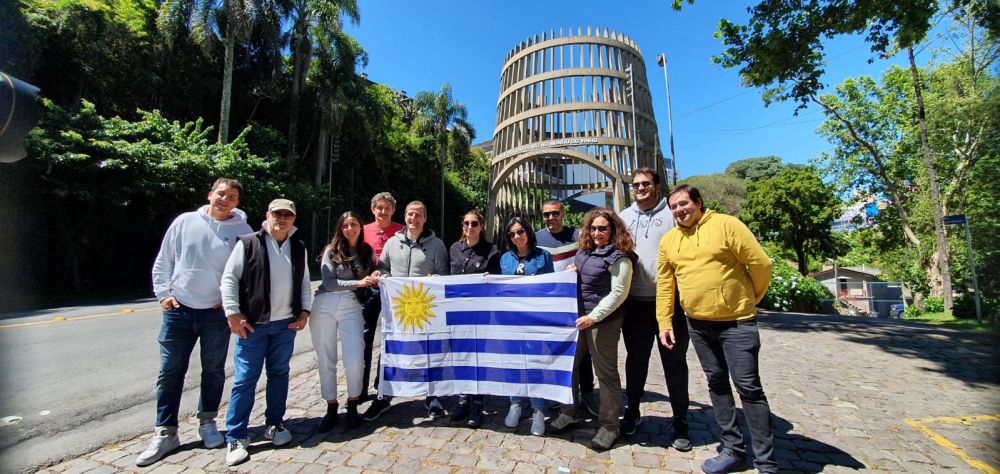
[467,406,483,428]
[620,408,642,435]
[451,399,470,423]
[362,397,392,421]
[671,424,692,452]
[426,398,445,419]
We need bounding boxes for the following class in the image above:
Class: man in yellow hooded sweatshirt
[655,184,778,474]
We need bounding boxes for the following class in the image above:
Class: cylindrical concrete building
[486,27,667,241]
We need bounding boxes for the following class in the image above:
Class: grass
[904,311,1000,335]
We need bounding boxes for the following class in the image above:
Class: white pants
[309,291,365,401]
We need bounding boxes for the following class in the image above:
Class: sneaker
[362,397,392,421]
[264,424,292,447]
[198,422,225,449]
[530,410,546,436]
[590,426,618,451]
[549,413,580,432]
[426,398,445,419]
[580,391,600,417]
[467,405,483,429]
[701,448,747,474]
[451,398,470,422]
[225,439,249,466]
[318,411,338,433]
[620,408,642,436]
[135,428,180,466]
[671,428,692,452]
[504,403,522,428]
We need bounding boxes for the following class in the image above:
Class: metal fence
[817,281,906,318]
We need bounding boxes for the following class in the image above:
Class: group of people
[138,168,780,473]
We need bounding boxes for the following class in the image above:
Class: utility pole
[656,53,677,185]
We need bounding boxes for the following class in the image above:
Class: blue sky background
[345,0,921,179]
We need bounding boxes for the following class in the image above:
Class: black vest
[238,230,306,325]
[574,245,627,326]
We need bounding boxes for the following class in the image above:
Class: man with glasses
[361,192,404,399]
[536,200,598,417]
[219,198,312,465]
[138,178,252,467]
[618,168,691,450]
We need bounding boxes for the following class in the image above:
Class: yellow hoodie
[655,209,772,329]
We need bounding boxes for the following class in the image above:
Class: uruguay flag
[376,271,578,404]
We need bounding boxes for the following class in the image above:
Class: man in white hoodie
[617,168,691,451]
[138,178,253,467]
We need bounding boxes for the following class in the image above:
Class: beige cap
[268,198,296,215]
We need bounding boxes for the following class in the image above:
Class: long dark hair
[321,211,374,272]
[504,216,537,251]
[578,207,635,256]
[458,209,487,244]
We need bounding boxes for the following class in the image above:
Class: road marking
[904,414,1000,474]
[0,307,159,329]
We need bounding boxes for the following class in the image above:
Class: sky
[344,0,920,179]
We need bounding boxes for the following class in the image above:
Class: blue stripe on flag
[383,366,572,386]
[444,282,576,299]
[384,338,576,356]
[446,311,576,327]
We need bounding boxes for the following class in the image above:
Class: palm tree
[284,0,359,163]
[415,83,475,235]
[157,0,280,143]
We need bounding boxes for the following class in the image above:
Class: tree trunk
[218,35,235,144]
[907,46,952,310]
[795,245,808,276]
[287,15,310,163]
[439,136,447,236]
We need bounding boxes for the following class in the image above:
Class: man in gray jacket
[618,168,691,450]
[362,200,449,422]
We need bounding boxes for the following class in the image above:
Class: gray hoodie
[619,197,674,301]
[378,228,449,277]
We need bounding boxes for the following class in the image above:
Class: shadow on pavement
[760,312,1000,387]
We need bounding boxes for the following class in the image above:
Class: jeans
[361,288,381,392]
[621,297,689,429]
[688,317,777,471]
[155,304,230,428]
[510,396,547,410]
[561,315,624,431]
[225,321,297,442]
[310,291,365,401]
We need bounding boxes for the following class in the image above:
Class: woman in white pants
[310,211,378,431]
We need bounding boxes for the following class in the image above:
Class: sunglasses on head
[631,180,653,189]
[508,229,527,238]
[542,211,560,218]
[462,220,480,228]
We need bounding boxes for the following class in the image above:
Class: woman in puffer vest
[549,207,634,451]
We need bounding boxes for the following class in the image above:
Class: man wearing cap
[219,198,312,466]
[137,178,252,467]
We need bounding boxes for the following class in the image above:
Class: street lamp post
[656,53,677,185]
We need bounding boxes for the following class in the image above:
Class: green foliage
[678,173,746,214]
[760,249,833,313]
[951,293,996,321]
[923,296,945,313]
[724,156,786,181]
[903,305,923,319]
[740,167,844,275]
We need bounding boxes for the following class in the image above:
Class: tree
[673,0,1000,308]
[724,156,786,181]
[414,83,475,235]
[678,173,747,215]
[740,168,843,275]
[157,0,281,143]
[284,0,359,163]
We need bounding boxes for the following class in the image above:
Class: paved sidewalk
[44,313,999,473]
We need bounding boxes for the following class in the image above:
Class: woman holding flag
[448,209,501,428]
[550,207,634,451]
[499,216,554,436]
[310,211,379,432]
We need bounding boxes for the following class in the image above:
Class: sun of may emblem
[391,282,437,332]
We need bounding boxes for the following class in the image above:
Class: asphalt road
[0,298,319,473]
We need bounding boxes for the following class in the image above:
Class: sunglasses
[271,211,295,219]
[589,225,610,233]
[631,181,653,189]
[542,211,561,218]
[508,229,527,238]
[462,221,480,228]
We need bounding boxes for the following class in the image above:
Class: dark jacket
[449,239,501,275]
[575,244,627,326]
[238,230,307,325]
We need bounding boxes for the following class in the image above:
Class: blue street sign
[943,214,967,225]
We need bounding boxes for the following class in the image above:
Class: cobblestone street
[45,312,999,473]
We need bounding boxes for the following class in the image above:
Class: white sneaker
[135,428,180,466]
[198,422,225,449]
[504,403,522,428]
[225,439,249,466]
[264,424,292,446]
[530,409,546,436]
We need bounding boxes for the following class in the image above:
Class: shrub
[923,296,945,313]
[903,305,923,319]
[759,250,833,313]
[951,293,996,321]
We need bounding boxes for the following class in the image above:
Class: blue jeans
[688,317,777,472]
[156,305,230,428]
[225,321,297,441]
[510,396,548,410]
